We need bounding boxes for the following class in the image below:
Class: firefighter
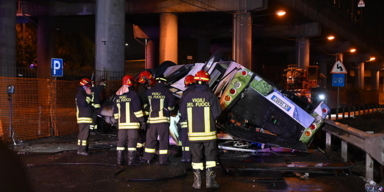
[144,74,176,165]
[90,79,107,134]
[179,70,222,189]
[76,78,93,155]
[135,70,155,158]
[113,75,146,165]
[178,75,195,163]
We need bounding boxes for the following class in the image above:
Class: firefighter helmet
[138,71,153,84]
[184,75,195,86]
[122,75,135,86]
[194,70,210,83]
[155,75,167,82]
[80,78,92,87]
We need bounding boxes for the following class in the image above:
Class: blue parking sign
[332,74,345,87]
[51,58,63,77]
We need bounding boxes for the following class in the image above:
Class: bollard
[341,140,348,162]
[342,107,345,119]
[353,106,356,117]
[326,132,332,153]
[348,107,351,118]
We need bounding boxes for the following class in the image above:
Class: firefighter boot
[192,169,202,190]
[206,168,220,189]
[117,151,126,165]
[128,151,141,166]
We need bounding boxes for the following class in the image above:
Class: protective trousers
[144,123,170,162]
[90,107,99,131]
[180,128,191,160]
[116,129,138,152]
[136,115,148,151]
[190,140,217,170]
[78,123,90,153]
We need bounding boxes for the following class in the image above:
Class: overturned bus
[101,55,330,152]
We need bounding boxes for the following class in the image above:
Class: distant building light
[125,43,129,46]
[370,57,376,61]
[350,48,356,53]
[327,36,335,40]
[276,11,286,16]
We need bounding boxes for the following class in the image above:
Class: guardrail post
[366,153,374,181]
[363,105,365,115]
[326,132,331,153]
[353,106,356,117]
[358,106,360,116]
[348,107,351,118]
[341,140,348,162]
[342,107,345,119]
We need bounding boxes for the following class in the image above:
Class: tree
[16,23,37,68]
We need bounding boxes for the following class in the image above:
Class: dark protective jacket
[75,86,93,124]
[146,83,176,124]
[90,82,106,109]
[178,84,195,129]
[180,84,222,142]
[135,83,149,116]
[113,88,145,129]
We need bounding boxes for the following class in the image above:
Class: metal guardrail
[322,119,384,180]
[328,105,383,120]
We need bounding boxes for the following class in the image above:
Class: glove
[140,122,147,131]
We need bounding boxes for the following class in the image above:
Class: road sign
[51,58,63,77]
[358,0,365,7]
[330,60,348,74]
[332,74,345,87]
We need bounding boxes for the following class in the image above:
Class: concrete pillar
[355,62,365,89]
[95,0,125,80]
[296,37,310,71]
[371,70,379,91]
[233,12,252,69]
[37,16,55,79]
[159,13,178,65]
[197,37,211,63]
[0,0,16,77]
[145,40,155,69]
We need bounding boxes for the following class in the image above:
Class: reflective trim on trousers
[159,149,168,155]
[145,148,156,153]
[192,162,204,170]
[206,161,216,168]
[117,147,125,151]
[128,147,136,151]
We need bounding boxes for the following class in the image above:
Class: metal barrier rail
[328,104,383,120]
[322,119,384,180]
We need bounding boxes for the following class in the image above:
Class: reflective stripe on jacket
[113,89,144,129]
[76,86,93,124]
[146,83,176,124]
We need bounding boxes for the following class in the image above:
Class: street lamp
[253,10,287,18]
[350,48,356,53]
[370,57,376,61]
[327,35,335,40]
[276,10,286,16]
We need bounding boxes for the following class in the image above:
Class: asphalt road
[5,133,367,192]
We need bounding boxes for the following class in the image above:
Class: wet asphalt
[10,133,366,192]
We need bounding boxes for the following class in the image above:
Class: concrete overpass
[0,0,383,96]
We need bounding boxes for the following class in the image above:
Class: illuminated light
[319,94,325,100]
[234,81,241,88]
[230,88,236,95]
[242,71,247,76]
[305,130,312,137]
[310,124,317,130]
[370,57,376,61]
[125,43,129,46]
[322,108,327,113]
[225,95,232,102]
[350,48,356,53]
[276,10,286,16]
[327,36,335,40]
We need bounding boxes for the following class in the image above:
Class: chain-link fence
[0,67,142,142]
